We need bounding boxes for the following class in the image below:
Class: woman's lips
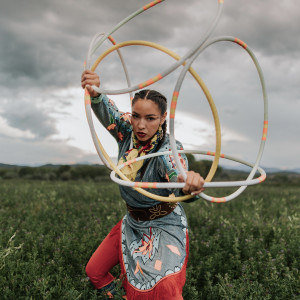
[137,132,146,138]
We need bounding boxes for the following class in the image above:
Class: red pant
[85,220,122,289]
[86,219,187,299]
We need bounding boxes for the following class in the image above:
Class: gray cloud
[1,99,58,140]
[0,0,299,168]
[0,134,98,165]
[222,2,300,56]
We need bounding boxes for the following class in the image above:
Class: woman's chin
[136,136,151,145]
[138,138,149,145]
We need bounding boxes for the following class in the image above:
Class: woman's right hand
[81,70,100,98]
[177,171,205,196]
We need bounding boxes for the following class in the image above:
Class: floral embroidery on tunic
[130,227,161,265]
[149,205,169,220]
[133,227,157,259]
[120,112,131,123]
[118,132,124,141]
[107,123,117,130]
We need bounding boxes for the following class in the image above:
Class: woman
[81,70,205,299]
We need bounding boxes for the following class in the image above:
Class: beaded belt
[126,201,178,222]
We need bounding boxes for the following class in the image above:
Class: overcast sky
[0,0,299,171]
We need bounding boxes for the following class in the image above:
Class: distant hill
[0,162,299,175]
[222,165,300,175]
[0,163,19,169]
[0,163,106,169]
[37,163,106,169]
[0,162,299,185]
[38,164,63,169]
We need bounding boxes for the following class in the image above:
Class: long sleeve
[91,94,132,144]
[158,142,188,183]
[157,140,199,202]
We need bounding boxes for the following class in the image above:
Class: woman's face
[131,99,167,144]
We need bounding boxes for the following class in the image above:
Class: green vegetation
[0,164,111,181]
[1,158,299,186]
[0,170,299,298]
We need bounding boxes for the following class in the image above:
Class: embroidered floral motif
[108,98,115,106]
[165,172,170,182]
[149,205,168,220]
[130,227,161,264]
[169,155,177,170]
[166,245,181,256]
[118,132,124,141]
[168,171,177,181]
[179,154,187,170]
[133,228,155,259]
[165,153,187,181]
[154,260,162,271]
[120,112,131,123]
[168,153,186,171]
[107,123,117,130]
[134,261,144,275]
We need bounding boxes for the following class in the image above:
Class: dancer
[81,70,204,299]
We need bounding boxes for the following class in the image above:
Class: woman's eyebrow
[132,111,158,117]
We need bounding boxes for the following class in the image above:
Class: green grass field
[0,179,299,299]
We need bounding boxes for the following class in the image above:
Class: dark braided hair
[132,89,168,137]
[132,90,168,178]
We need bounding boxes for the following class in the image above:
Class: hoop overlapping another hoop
[84,0,268,202]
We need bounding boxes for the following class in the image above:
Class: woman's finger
[181,171,205,195]
[177,174,185,183]
[191,188,205,196]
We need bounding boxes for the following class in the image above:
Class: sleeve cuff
[91,94,104,104]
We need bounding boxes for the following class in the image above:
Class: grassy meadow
[0,178,299,299]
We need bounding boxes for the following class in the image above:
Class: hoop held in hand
[84,0,268,202]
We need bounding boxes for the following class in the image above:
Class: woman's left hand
[177,171,205,196]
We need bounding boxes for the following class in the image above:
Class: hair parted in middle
[132,89,168,137]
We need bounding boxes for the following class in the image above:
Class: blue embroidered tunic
[91,94,195,292]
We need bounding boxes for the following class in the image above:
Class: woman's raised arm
[81,70,100,98]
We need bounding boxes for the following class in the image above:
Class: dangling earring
[158,124,162,133]
[157,124,164,139]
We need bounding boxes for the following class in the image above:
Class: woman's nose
[137,119,146,129]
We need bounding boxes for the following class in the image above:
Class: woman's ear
[161,111,167,125]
